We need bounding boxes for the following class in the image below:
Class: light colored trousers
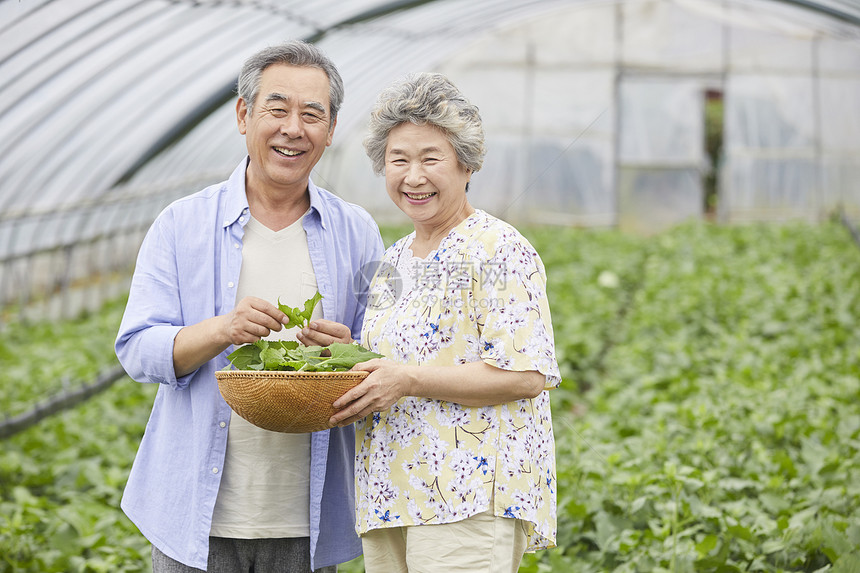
[361,510,528,573]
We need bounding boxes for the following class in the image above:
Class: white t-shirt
[210,213,322,538]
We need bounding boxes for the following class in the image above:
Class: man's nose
[279,113,303,138]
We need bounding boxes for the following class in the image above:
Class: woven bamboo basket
[215,370,367,433]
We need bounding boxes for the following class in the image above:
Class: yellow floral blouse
[357,209,561,551]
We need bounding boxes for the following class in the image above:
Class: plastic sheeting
[316,0,860,228]
[2,0,860,317]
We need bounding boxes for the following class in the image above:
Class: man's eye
[269,108,287,117]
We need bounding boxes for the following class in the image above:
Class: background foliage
[2,220,859,572]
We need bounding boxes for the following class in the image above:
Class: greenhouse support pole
[811,33,825,220]
[611,1,624,228]
[717,0,730,223]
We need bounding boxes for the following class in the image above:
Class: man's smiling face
[237,63,335,198]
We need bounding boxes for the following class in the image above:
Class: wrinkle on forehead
[264,93,327,115]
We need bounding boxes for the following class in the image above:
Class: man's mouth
[405,192,436,200]
[274,146,303,157]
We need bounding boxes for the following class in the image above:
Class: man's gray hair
[237,40,344,127]
[363,72,486,176]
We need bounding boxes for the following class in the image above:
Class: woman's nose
[404,164,425,186]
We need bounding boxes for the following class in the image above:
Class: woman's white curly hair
[363,72,486,176]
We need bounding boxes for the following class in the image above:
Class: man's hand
[173,296,287,378]
[297,319,353,347]
[224,296,288,345]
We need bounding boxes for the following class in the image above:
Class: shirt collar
[222,158,251,229]
[222,157,328,230]
[306,177,327,230]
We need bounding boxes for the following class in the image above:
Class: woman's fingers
[330,364,406,426]
[329,400,373,427]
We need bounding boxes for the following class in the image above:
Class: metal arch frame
[0,0,858,205]
[115,0,443,184]
[116,0,860,184]
[0,0,858,320]
[780,0,860,25]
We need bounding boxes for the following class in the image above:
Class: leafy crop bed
[520,222,860,573]
[2,221,859,572]
[0,297,128,420]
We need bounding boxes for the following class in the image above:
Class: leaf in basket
[225,339,382,372]
[278,291,323,329]
[225,344,262,370]
[226,340,300,370]
[260,345,287,370]
[303,343,383,371]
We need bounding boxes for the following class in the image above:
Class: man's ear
[326,116,337,147]
[236,98,248,135]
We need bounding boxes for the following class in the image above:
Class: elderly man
[116,40,383,572]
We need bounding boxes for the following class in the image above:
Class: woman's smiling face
[384,122,472,228]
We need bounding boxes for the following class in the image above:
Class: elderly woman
[300,73,560,572]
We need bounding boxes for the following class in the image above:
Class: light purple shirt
[115,159,383,570]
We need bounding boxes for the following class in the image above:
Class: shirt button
[227,282,234,288]
[212,467,219,474]
[234,243,240,249]
[239,216,245,223]
[220,421,227,428]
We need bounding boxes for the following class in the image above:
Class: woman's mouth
[404,192,436,201]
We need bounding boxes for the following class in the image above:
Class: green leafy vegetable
[225,292,383,371]
[225,341,382,372]
[278,291,323,329]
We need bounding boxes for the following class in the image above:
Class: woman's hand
[297,319,353,346]
[329,359,415,427]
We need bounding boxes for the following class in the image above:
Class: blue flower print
[374,509,399,522]
[473,456,489,475]
[422,323,439,339]
[546,470,555,494]
[504,506,521,518]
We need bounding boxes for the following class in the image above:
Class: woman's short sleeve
[474,231,561,389]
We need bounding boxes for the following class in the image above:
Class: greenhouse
[1,0,859,571]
